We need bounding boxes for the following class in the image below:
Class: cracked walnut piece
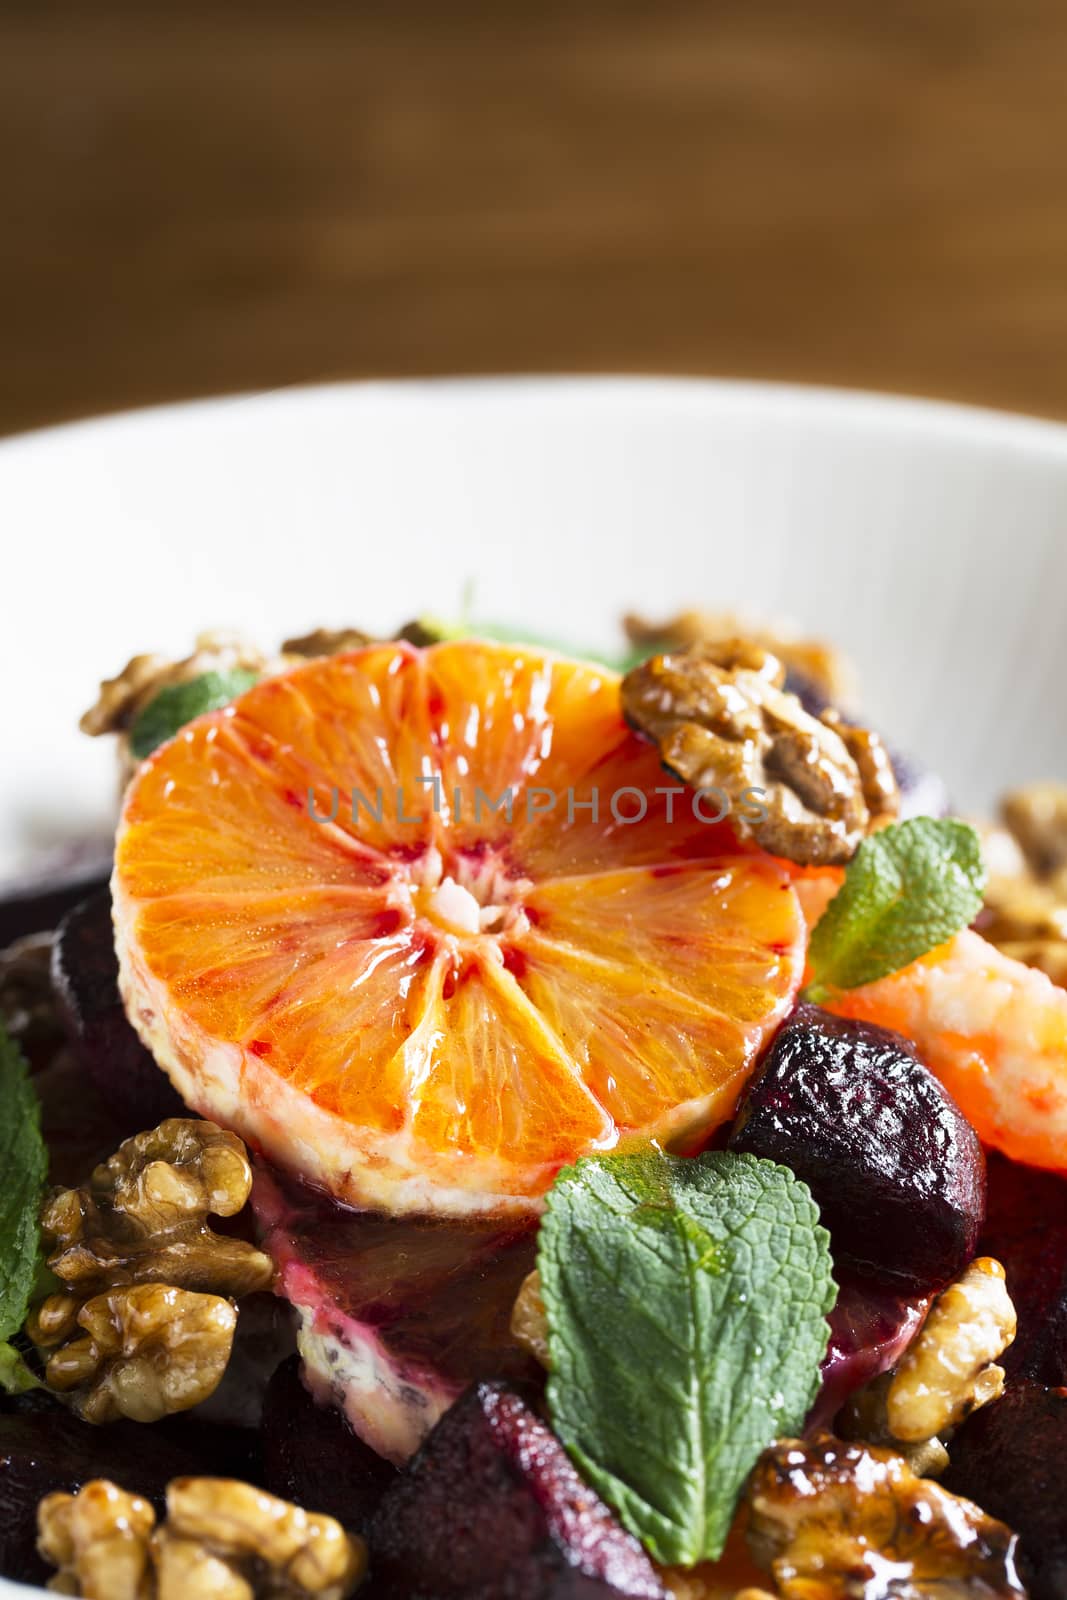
[979,784,1067,985]
[621,641,898,867]
[27,1119,271,1422]
[841,1257,1016,1478]
[886,1257,1016,1444]
[37,1119,273,1299]
[509,1269,550,1367]
[35,1283,236,1424]
[39,1480,156,1600]
[622,611,855,706]
[746,1435,1025,1598]
[38,1478,366,1600]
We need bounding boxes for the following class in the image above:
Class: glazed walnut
[38,1479,366,1600]
[746,1435,1025,1598]
[622,611,855,706]
[621,642,898,866]
[36,1284,236,1423]
[38,1119,273,1299]
[38,1479,156,1600]
[979,787,1067,985]
[156,1478,365,1600]
[28,1119,271,1422]
[280,627,373,658]
[886,1257,1016,1444]
[840,1258,1016,1481]
[510,1269,550,1367]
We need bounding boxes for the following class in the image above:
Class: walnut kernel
[886,1257,1016,1443]
[40,1284,236,1423]
[40,1119,273,1299]
[38,1480,156,1600]
[746,1434,1025,1598]
[621,641,897,866]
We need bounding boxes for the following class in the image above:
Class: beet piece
[252,1165,542,1464]
[943,1384,1067,1600]
[52,888,184,1128]
[369,1382,664,1600]
[981,1154,1067,1387]
[262,1356,396,1535]
[807,1274,930,1432]
[730,1004,985,1292]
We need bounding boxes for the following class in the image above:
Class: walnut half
[840,1257,1017,1479]
[39,1119,273,1299]
[746,1434,1025,1598]
[621,641,898,867]
[38,1479,366,1600]
[27,1119,272,1423]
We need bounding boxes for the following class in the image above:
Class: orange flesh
[114,641,806,1213]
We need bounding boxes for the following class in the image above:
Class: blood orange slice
[113,640,805,1215]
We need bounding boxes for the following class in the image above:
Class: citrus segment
[114,640,806,1215]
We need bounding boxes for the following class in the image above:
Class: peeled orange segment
[114,640,806,1216]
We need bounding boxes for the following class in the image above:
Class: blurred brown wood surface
[3,0,1067,437]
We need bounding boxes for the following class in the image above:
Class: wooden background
[3,0,1067,438]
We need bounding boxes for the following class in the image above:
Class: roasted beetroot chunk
[369,1382,664,1600]
[263,1357,396,1535]
[51,888,183,1128]
[808,1274,930,1431]
[729,1004,985,1292]
[944,1384,1067,1600]
[981,1154,1067,1387]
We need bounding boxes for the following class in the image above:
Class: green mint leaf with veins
[129,669,260,760]
[804,817,986,1001]
[0,1021,47,1393]
[539,1150,836,1566]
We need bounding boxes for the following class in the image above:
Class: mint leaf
[129,669,259,760]
[0,1021,47,1392]
[804,817,986,1000]
[539,1150,836,1566]
[0,1342,41,1394]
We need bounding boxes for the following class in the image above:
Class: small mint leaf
[0,1021,47,1388]
[539,1150,836,1566]
[805,817,986,997]
[129,669,259,760]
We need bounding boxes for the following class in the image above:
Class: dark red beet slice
[52,888,184,1129]
[807,1274,930,1432]
[730,1004,985,1292]
[369,1382,664,1599]
[262,1356,396,1534]
[981,1154,1067,1387]
[943,1383,1067,1600]
[252,1166,542,1464]
[0,1392,258,1586]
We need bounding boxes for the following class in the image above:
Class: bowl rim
[4,373,1067,464]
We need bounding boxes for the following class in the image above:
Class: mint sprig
[129,669,260,761]
[539,1150,836,1566]
[804,817,986,1002]
[0,1021,48,1393]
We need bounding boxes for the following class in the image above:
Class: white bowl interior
[2,374,1067,1591]
[4,377,1067,882]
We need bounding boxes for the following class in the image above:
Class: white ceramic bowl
[4,377,1067,887]
[3,376,1067,1596]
